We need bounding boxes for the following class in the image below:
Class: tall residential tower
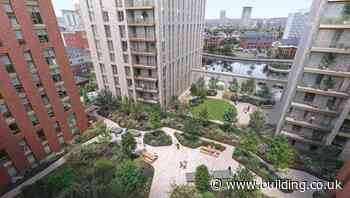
[277,0,350,159]
[80,0,206,107]
[241,6,252,28]
[0,0,88,186]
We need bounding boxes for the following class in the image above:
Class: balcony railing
[125,0,154,7]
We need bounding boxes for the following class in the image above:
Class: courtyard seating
[200,146,221,158]
[142,151,158,164]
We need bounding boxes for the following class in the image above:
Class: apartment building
[277,0,350,159]
[282,9,309,40]
[79,0,206,106]
[0,0,88,186]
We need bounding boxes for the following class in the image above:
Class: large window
[28,6,43,24]
[43,48,57,66]
[36,29,49,43]
[0,54,15,73]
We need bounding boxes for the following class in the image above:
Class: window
[36,129,46,142]
[99,63,106,73]
[0,54,15,73]
[18,139,31,153]
[9,123,20,134]
[36,29,49,43]
[53,121,61,134]
[304,93,315,103]
[0,150,10,164]
[112,64,118,74]
[110,53,115,62]
[28,6,43,24]
[63,99,71,111]
[102,11,109,22]
[117,11,124,22]
[122,41,128,51]
[67,113,77,128]
[43,48,57,66]
[30,114,40,126]
[107,40,114,51]
[15,31,25,44]
[41,94,50,105]
[52,73,62,83]
[104,25,111,37]
[123,54,129,63]
[114,77,119,85]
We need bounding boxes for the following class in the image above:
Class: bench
[142,151,157,164]
[200,146,220,158]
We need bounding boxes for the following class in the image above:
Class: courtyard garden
[16,125,154,198]
[93,87,342,184]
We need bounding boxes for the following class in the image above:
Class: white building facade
[282,9,309,40]
[277,0,350,159]
[79,0,206,107]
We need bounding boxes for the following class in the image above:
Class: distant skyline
[52,0,313,18]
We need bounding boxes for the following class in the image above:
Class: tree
[94,159,115,183]
[198,107,209,126]
[149,111,161,129]
[208,77,219,90]
[267,136,295,170]
[191,77,207,98]
[195,165,210,192]
[121,132,136,157]
[256,85,272,100]
[170,185,202,198]
[184,117,199,141]
[240,130,259,154]
[229,78,240,93]
[223,107,238,125]
[190,83,199,96]
[111,160,145,197]
[231,166,260,198]
[241,79,256,95]
[249,110,266,131]
[95,89,120,116]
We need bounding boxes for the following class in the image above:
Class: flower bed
[143,130,172,147]
[174,133,225,151]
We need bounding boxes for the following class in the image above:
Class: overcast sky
[52,0,313,18]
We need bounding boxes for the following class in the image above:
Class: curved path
[143,127,323,198]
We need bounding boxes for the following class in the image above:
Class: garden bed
[17,142,154,198]
[144,130,172,147]
[174,133,225,151]
[232,147,293,193]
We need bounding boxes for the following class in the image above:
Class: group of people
[180,161,188,169]
[243,105,251,114]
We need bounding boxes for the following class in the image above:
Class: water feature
[204,60,290,81]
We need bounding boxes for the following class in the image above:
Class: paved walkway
[145,127,321,198]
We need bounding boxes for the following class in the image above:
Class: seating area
[142,151,158,164]
[199,146,221,158]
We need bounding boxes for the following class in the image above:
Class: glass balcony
[313,29,350,51]
[320,2,350,25]
[125,0,154,8]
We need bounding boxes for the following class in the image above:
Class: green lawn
[190,99,233,121]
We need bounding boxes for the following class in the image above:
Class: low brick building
[240,32,275,49]
[62,31,89,49]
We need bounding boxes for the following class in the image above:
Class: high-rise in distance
[241,6,252,28]
[79,0,206,107]
[0,0,88,185]
[277,0,350,159]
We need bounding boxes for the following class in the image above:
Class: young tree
[240,130,259,154]
[256,85,272,100]
[190,83,199,96]
[267,136,296,170]
[121,132,136,157]
[111,160,145,197]
[195,165,210,192]
[241,79,256,95]
[149,111,161,129]
[208,77,219,90]
[229,78,240,93]
[198,107,209,126]
[184,117,199,141]
[249,110,266,131]
[223,107,238,125]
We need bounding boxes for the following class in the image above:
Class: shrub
[121,132,137,157]
[249,111,266,131]
[267,136,295,170]
[195,165,210,192]
[170,184,202,198]
[111,160,146,197]
[149,111,161,129]
[144,130,172,146]
[175,133,202,149]
[223,107,238,125]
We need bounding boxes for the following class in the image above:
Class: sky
[52,0,313,18]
